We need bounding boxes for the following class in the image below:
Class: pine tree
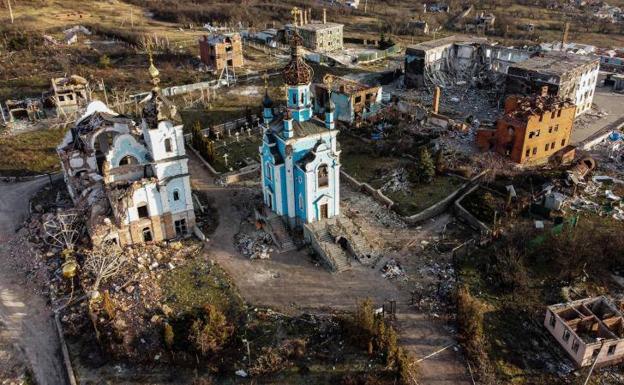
[415,146,435,184]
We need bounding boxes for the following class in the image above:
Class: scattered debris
[381,259,406,280]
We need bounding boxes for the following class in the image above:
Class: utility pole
[583,340,605,385]
[6,0,14,24]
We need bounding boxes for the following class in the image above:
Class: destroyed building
[57,58,195,246]
[476,87,576,164]
[284,8,343,53]
[3,98,45,123]
[464,11,496,34]
[505,51,600,116]
[51,75,90,116]
[259,32,341,228]
[199,33,244,72]
[403,35,531,89]
[313,74,382,124]
[545,297,624,367]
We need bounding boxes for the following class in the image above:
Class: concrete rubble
[381,258,406,280]
[234,230,273,259]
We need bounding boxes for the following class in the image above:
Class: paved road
[0,176,60,241]
[188,152,471,385]
[0,176,68,385]
[571,85,624,144]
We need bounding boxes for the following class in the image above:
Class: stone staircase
[334,217,379,266]
[316,226,351,273]
[267,215,297,252]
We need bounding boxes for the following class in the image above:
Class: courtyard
[340,134,465,216]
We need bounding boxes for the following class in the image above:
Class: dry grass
[0,126,67,176]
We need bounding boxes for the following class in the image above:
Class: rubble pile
[413,260,457,317]
[381,167,410,193]
[381,259,406,280]
[234,230,273,259]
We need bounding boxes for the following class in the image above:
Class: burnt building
[505,51,600,116]
[199,33,244,72]
[476,87,576,164]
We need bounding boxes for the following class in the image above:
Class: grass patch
[160,258,244,319]
[0,127,67,176]
[387,176,464,216]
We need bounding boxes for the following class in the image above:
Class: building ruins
[57,58,195,246]
[505,51,600,116]
[404,35,531,90]
[476,87,576,164]
[198,33,244,73]
[51,75,90,116]
[545,297,624,367]
[313,74,382,124]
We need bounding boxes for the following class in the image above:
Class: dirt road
[188,152,471,385]
[0,177,68,385]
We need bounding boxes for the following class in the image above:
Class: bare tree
[43,209,85,252]
[83,242,126,292]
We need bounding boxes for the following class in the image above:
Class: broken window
[563,329,571,342]
[551,111,556,119]
[557,110,562,118]
[137,204,149,219]
[173,189,180,201]
[292,93,297,105]
[301,92,305,104]
[554,124,559,132]
[549,313,556,328]
[551,142,555,150]
[593,347,601,358]
[532,147,537,155]
[548,127,553,134]
[572,339,580,353]
[142,227,153,242]
[355,96,362,104]
[165,138,173,153]
[539,113,544,122]
[545,144,549,152]
[561,139,566,147]
[318,164,329,188]
[525,148,530,158]
[175,219,187,236]
[608,344,617,356]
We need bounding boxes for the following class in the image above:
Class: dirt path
[188,152,471,385]
[0,177,68,385]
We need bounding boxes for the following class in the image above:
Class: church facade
[259,33,341,228]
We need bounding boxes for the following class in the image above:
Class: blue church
[259,33,341,228]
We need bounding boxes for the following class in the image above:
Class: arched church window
[142,227,153,242]
[173,189,180,201]
[119,155,138,166]
[318,164,329,188]
[165,138,173,153]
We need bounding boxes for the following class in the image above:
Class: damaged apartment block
[476,87,576,164]
[57,58,195,246]
[545,297,624,367]
[505,51,600,116]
